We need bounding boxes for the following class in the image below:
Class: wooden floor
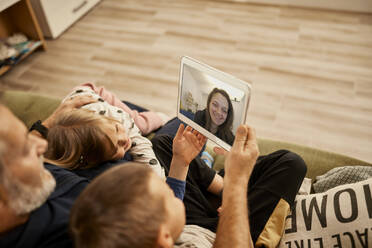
[1,0,372,163]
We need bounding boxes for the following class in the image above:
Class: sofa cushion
[1,90,371,182]
[0,90,60,128]
[258,139,372,182]
[313,166,372,193]
[278,178,372,248]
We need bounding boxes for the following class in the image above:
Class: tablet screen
[177,56,251,151]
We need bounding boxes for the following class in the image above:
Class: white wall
[181,67,203,112]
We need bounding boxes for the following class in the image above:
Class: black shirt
[74,154,132,181]
[0,163,89,248]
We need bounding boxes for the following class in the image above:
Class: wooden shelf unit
[0,0,46,76]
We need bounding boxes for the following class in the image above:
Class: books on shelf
[0,40,42,76]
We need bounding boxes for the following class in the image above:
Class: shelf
[0,0,46,76]
[0,40,41,76]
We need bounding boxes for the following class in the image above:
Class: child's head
[45,108,131,170]
[70,163,186,248]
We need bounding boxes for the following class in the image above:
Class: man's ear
[155,224,174,248]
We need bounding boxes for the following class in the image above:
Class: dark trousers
[151,135,307,243]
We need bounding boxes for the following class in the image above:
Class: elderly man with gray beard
[0,96,95,248]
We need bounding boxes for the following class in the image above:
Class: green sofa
[1,90,371,182]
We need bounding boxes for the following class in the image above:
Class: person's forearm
[207,174,224,195]
[39,94,97,130]
[29,119,52,139]
[213,177,253,248]
[168,156,189,181]
[42,119,53,128]
[30,130,44,138]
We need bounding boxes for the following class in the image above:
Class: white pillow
[278,178,372,248]
[175,225,215,248]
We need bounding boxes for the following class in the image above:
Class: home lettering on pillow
[279,178,372,248]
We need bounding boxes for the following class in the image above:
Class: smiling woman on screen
[194,88,235,145]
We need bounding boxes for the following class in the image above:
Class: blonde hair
[44,109,116,170]
[70,163,166,248]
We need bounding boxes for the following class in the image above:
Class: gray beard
[5,158,56,215]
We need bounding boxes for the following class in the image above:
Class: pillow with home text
[278,178,372,248]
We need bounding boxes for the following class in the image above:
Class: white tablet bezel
[177,56,252,151]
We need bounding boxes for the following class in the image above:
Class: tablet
[177,56,252,151]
